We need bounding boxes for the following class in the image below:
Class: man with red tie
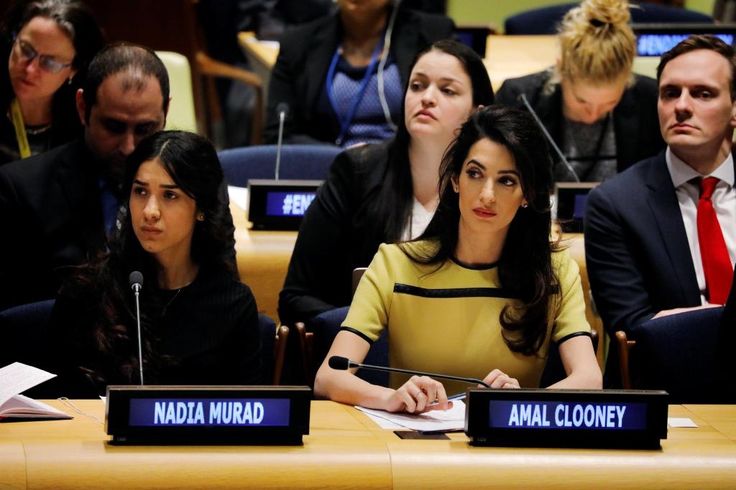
[585,34,736,337]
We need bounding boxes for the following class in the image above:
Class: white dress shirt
[666,147,736,304]
[401,197,436,241]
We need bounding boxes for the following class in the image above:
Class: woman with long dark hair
[47,131,262,397]
[0,0,104,164]
[279,39,494,326]
[315,106,601,413]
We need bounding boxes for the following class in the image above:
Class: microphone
[275,102,288,181]
[128,271,145,385]
[129,270,143,293]
[518,93,580,183]
[328,356,490,388]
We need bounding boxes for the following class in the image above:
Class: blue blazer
[584,151,703,333]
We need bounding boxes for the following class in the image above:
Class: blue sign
[128,398,291,427]
[266,191,316,217]
[488,401,647,430]
[637,34,734,56]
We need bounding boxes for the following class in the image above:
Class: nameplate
[465,389,668,449]
[106,385,311,445]
[248,179,322,230]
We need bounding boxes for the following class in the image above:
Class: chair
[614,307,730,403]
[0,299,55,368]
[504,2,713,35]
[218,144,343,187]
[295,266,389,387]
[257,313,289,385]
[84,0,264,145]
[157,51,198,133]
[299,307,389,388]
[196,51,264,145]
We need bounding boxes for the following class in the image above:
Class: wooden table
[1,400,735,489]
[484,35,558,92]
[231,202,297,322]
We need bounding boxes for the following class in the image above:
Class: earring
[67,76,73,85]
[522,202,528,208]
[196,212,205,221]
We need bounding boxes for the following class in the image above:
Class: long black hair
[59,131,231,387]
[375,39,495,241]
[405,105,558,356]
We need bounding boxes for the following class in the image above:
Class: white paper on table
[227,185,249,211]
[356,400,466,432]
[668,417,698,428]
[0,362,56,406]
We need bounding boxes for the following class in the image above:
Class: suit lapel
[644,154,701,303]
[612,89,639,171]
[53,142,106,255]
[303,16,340,115]
[393,9,419,83]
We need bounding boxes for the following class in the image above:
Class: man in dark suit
[0,44,170,309]
[585,34,736,337]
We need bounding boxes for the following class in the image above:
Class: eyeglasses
[14,39,73,74]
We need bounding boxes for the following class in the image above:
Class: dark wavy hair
[60,131,231,387]
[375,39,495,241]
[404,105,559,356]
[0,0,104,144]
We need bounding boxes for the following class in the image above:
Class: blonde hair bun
[581,0,631,29]
[557,0,635,84]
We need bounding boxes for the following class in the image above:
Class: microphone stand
[134,286,144,385]
[275,109,286,180]
[349,360,490,388]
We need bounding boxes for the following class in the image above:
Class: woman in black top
[0,0,103,164]
[265,0,454,146]
[495,0,664,181]
[47,131,262,397]
[279,40,494,326]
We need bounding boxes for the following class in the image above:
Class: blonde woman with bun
[496,0,665,182]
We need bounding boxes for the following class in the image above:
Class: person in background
[586,34,736,337]
[0,0,104,164]
[315,106,601,413]
[495,0,664,182]
[264,0,454,147]
[45,131,262,398]
[279,39,494,327]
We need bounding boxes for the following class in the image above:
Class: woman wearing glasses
[0,0,104,164]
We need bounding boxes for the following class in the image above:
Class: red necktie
[697,177,733,304]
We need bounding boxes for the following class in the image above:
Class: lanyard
[9,98,31,159]
[326,39,383,146]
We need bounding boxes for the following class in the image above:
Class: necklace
[25,123,51,136]
[161,288,183,316]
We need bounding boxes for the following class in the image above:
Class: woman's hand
[483,369,520,389]
[383,375,451,413]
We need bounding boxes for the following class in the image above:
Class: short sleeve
[550,250,592,343]
[341,244,397,343]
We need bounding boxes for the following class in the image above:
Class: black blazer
[278,142,393,325]
[0,141,107,309]
[264,7,454,144]
[495,70,665,180]
[584,151,710,333]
